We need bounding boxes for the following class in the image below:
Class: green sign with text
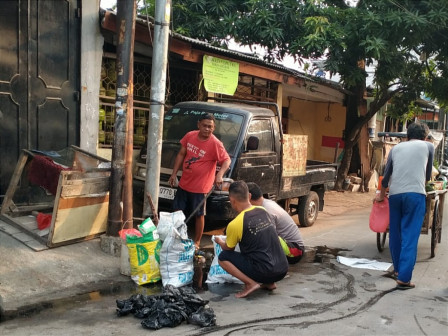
[203,55,239,95]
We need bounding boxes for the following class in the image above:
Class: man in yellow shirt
[214,181,288,298]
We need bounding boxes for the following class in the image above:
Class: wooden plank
[1,152,29,215]
[0,220,48,251]
[70,145,110,162]
[60,180,109,197]
[47,173,65,245]
[57,194,109,210]
[72,151,102,172]
[11,203,53,214]
[61,171,110,181]
[25,239,49,251]
[46,232,104,248]
[12,232,36,243]
[283,134,308,177]
[15,215,37,229]
[63,176,110,185]
[0,214,47,245]
[0,220,22,235]
[48,201,108,246]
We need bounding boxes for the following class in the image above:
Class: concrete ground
[1,189,447,336]
[0,189,370,320]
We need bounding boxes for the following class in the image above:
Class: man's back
[262,199,304,248]
[226,206,288,276]
[387,140,433,196]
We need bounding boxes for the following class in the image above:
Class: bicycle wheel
[431,200,440,258]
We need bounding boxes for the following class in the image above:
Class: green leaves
[360,37,387,60]
[165,0,448,115]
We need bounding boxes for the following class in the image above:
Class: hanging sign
[202,55,239,95]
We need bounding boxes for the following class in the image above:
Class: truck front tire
[298,191,319,227]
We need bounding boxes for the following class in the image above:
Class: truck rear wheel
[298,191,319,227]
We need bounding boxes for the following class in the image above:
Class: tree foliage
[141,0,448,187]
[167,0,448,106]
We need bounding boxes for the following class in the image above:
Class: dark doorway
[0,0,80,199]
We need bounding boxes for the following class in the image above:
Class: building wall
[285,98,346,162]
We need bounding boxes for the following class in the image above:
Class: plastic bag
[119,229,142,276]
[118,228,141,240]
[159,225,194,287]
[116,285,216,330]
[369,197,389,233]
[157,211,186,241]
[206,235,243,284]
[127,235,162,285]
[138,217,159,240]
[36,213,52,230]
[188,306,217,327]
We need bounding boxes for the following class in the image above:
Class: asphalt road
[1,199,447,336]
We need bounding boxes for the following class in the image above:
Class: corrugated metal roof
[171,32,348,93]
[131,11,347,94]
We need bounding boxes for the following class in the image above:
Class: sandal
[396,280,415,290]
[383,270,398,280]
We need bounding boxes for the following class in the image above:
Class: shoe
[396,280,415,290]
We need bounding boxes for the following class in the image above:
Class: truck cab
[133,101,337,229]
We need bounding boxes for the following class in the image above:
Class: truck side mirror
[246,136,259,151]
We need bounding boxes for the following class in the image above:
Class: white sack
[206,235,243,284]
[159,224,194,287]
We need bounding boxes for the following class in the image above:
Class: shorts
[279,237,304,264]
[172,186,206,217]
[286,242,305,265]
[218,250,287,284]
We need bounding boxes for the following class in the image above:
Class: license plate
[159,186,176,200]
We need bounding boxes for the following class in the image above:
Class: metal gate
[0,0,80,199]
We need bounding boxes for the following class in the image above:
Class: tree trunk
[334,86,398,191]
[335,145,353,190]
[335,82,363,190]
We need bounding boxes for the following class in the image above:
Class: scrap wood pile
[116,285,216,330]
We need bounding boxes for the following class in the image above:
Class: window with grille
[98,57,278,148]
[98,56,202,148]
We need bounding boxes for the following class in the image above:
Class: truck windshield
[163,107,244,155]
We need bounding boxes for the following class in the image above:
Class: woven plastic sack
[206,235,243,284]
[127,235,162,285]
[159,224,195,287]
[369,197,389,233]
[157,211,186,241]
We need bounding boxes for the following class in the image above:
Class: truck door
[234,118,280,196]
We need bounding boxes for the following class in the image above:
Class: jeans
[388,192,426,283]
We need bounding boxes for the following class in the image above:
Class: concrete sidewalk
[0,226,127,320]
[0,219,221,321]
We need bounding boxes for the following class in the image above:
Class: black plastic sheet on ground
[116,285,216,330]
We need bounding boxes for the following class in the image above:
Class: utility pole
[107,0,137,236]
[143,0,172,216]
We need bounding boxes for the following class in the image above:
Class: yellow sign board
[202,55,239,95]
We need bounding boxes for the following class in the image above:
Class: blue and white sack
[159,220,195,287]
[206,235,243,284]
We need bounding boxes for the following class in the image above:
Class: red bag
[369,197,389,232]
[118,229,142,240]
[36,213,52,230]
